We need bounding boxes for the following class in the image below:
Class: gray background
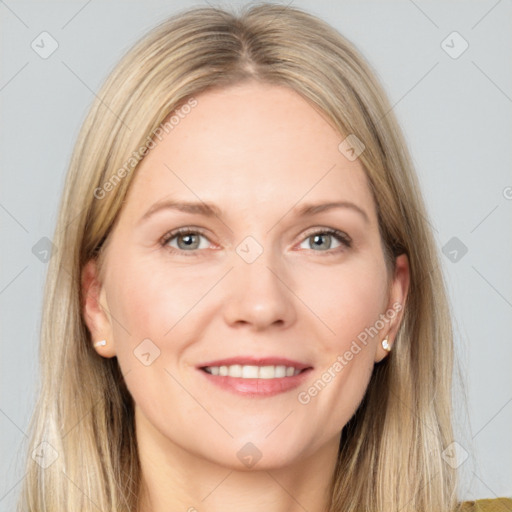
[1,1,511,509]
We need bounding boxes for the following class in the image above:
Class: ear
[375,253,410,363]
[81,259,116,358]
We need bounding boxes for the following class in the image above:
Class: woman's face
[83,81,409,470]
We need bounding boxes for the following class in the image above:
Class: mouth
[197,357,313,397]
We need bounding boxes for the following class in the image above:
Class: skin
[82,81,409,512]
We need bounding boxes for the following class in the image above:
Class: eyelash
[159,227,352,257]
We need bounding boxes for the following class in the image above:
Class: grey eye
[166,231,210,251]
[299,232,343,251]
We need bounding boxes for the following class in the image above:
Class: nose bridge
[222,237,296,329]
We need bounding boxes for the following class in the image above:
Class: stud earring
[94,340,107,347]
[381,337,391,352]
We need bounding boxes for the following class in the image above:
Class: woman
[17,4,511,512]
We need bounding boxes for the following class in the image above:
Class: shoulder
[458,498,512,511]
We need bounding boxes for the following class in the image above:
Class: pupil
[312,234,330,249]
[179,234,197,249]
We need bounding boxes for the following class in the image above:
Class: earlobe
[81,259,116,357]
[375,337,392,363]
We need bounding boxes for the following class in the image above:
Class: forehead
[123,82,375,222]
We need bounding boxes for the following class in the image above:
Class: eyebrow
[138,199,370,225]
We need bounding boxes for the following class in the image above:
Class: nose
[221,253,297,331]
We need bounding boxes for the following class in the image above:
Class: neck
[135,407,339,512]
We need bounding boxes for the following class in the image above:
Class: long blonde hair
[18,4,461,511]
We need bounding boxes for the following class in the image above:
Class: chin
[199,436,310,472]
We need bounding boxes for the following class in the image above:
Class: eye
[298,228,352,253]
[160,226,352,256]
[161,228,212,255]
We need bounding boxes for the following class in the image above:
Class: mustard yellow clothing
[459,498,512,511]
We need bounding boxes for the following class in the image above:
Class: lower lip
[198,368,313,397]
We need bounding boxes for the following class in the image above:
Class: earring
[94,339,107,347]
[381,337,391,352]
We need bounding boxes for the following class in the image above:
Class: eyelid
[299,226,352,245]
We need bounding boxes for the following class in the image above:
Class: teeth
[259,366,275,379]
[203,364,303,379]
[242,365,259,378]
[229,364,242,377]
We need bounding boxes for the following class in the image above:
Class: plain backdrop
[1,1,511,509]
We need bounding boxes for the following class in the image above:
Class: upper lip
[198,356,312,371]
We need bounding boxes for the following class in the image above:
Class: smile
[202,364,303,378]
[197,357,313,397]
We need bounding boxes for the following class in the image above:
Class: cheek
[107,255,206,341]
[298,255,389,346]
[293,258,388,432]
[104,256,199,411]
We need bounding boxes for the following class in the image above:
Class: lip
[196,356,313,397]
